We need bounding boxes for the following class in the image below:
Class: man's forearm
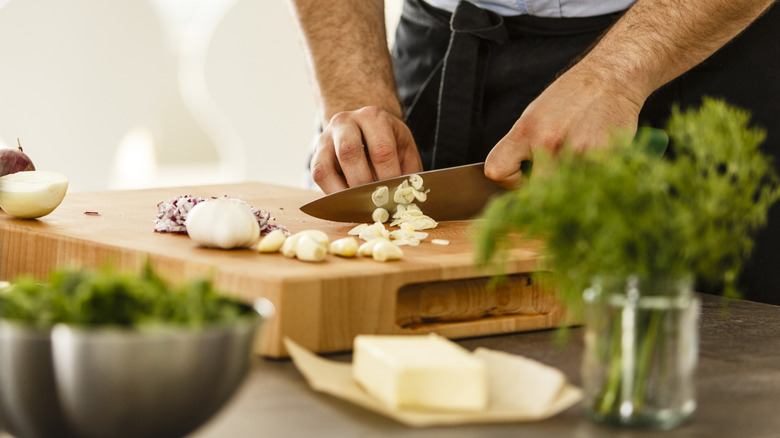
[287,0,402,125]
[576,0,776,105]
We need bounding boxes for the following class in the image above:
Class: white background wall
[0,0,403,193]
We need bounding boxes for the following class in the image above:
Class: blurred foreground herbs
[476,98,780,314]
[0,263,254,328]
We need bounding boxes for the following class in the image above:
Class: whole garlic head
[185,197,260,249]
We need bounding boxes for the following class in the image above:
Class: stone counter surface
[191,293,780,438]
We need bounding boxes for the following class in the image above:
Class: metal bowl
[0,321,77,438]
[0,298,273,438]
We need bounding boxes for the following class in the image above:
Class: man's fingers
[310,136,349,194]
[356,107,403,180]
[485,133,533,189]
[330,114,375,187]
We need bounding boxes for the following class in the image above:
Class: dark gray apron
[391,0,780,303]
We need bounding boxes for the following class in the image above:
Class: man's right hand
[310,106,423,194]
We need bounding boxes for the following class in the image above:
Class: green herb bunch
[476,98,780,313]
[0,262,255,328]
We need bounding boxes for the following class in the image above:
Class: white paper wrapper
[284,337,583,427]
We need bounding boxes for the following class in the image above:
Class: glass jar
[581,275,700,429]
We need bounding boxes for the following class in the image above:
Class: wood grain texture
[0,182,566,357]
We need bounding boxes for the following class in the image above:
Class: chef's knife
[300,162,506,223]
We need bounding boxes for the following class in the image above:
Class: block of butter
[352,334,488,412]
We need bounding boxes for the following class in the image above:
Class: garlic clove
[281,233,301,258]
[0,170,68,219]
[359,237,390,257]
[329,237,359,257]
[298,229,330,246]
[258,229,287,253]
[295,234,327,262]
[372,240,404,262]
[185,198,260,249]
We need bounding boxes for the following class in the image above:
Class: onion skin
[0,143,36,177]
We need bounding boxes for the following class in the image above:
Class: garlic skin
[184,198,260,249]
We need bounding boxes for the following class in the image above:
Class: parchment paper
[284,337,583,427]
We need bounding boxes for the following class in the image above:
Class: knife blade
[300,162,506,223]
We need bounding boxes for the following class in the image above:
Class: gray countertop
[192,294,780,438]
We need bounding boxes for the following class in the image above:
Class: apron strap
[432,1,508,169]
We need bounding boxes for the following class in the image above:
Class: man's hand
[310,106,423,193]
[485,65,643,188]
[485,0,777,189]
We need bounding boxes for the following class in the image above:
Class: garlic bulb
[185,198,260,249]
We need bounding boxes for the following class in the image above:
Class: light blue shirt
[423,0,637,17]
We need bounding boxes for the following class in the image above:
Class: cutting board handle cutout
[395,273,560,329]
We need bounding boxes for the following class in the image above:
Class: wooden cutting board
[0,182,565,357]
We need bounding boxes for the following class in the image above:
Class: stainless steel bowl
[0,321,78,438]
[0,298,273,438]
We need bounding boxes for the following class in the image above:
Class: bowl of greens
[0,263,273,438]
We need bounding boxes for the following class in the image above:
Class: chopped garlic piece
[358,222,390,241]
[408,174,424,190]
[371,186,389,207]
[431,239,450,245]
[372,207,389,223]
[412,188,427,202]
[393,186,415,204]
[348,223,368,236]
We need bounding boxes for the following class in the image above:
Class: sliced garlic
[0,170,69,219]
[185,198,260,249]
[358,222,390,241]
[372,240,404,262]
[348,223,368,236]
[329,237,359,257]
[412,188,428,202]
[295,234,328,262]
[389,223,429,246]
[409,174,424,190]
[431,239,450,245]
[372,207,389,223]
[371,186,389,207]
[393,186,415,204]
[257,229,287,253]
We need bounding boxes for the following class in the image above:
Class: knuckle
[335,140,365,164]
[357,105,384,119]
[309,161,332,185]
[370,141,397,165]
